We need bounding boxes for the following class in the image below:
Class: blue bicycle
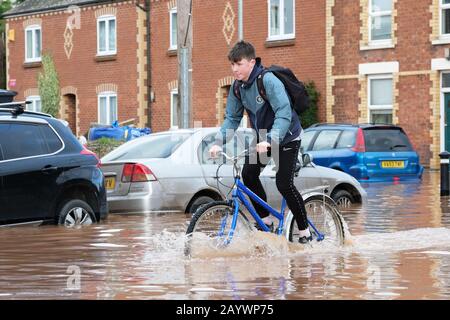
[185,150,345,256]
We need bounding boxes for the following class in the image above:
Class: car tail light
[121,163,157,182]
[80,147,101,167]
[351,128,366,153]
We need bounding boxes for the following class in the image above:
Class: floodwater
[1,170,450,300]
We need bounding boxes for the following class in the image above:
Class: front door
[445,93,450,152]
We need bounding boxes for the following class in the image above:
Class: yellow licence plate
[105,177,116,190]
[381,161,405,168]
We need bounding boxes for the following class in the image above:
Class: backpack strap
[256,70,269,102]
[233,70,269,103]
[233,80,241,101]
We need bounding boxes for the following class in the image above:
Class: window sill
[264,38,296,48]
[167,48,177,57]
[360,43,395,51]
[95,54,117,62]
[432,38,450,45]
[23,61,42,68]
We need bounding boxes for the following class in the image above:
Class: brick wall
[150,0,327,131]
[6,1,140,136]
[331,0,447,167]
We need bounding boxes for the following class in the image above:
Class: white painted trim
[440,1,450,37]
[432,58,450,71]
[97,15,117,56]
[169,8,177,50]
[267,0,295,40]
[367,75,393,123]
[368,0,393,43]
[360,43,395,51]
[98,92,118,125]
[25,95,41,112]
[432,38,450,45]
[440,71,450,152]
[24,25,42,63]
[170,89,179,129]
[359,61,399,75]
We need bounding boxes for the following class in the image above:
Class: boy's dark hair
[227,40,256,62]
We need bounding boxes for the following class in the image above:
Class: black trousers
[242,140,309,231]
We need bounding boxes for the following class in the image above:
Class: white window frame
[25,25,41,63]
[367,74,393,123]
[26,96,41,112]
[98,92,118,125]
[368,0,392,45]
[267,0,295,41]
[440,0,450,38]
[169,8,177,50]
[170,89,179,129]
[97,15,117,56]
[440,71,450,151]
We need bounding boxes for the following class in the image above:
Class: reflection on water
[1,171,450,299]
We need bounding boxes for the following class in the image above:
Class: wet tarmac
[1,170,450,300]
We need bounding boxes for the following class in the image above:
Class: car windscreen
[102,133,191,161]
[363,128,413,152]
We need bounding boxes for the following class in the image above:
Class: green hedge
[87,138,125,159]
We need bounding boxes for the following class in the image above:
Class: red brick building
[5,0,450,169]
[149,0,326,133]
[329,0,450,169]
[4,0,326,139]
[4,0,148,136]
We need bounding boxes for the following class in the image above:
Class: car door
[200,130,252,197]
[0,121,63,223]
[308,129,341,167]
[327,129,357,172]
[260,154,322,210]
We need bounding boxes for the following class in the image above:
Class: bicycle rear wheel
[288,195,345,246]
[185,201,252,257]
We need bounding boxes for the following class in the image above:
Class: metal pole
[440,151,450,196]
[238,0,243,40]
[180,47,189,129]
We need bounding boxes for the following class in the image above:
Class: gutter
[2,0,115,19]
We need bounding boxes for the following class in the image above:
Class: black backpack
[233,65,311,115]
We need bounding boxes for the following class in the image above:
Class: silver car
[100,128,367,214]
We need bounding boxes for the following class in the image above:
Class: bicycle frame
[220,175,325,245]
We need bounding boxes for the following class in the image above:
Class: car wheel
[332,190,355,209]
[188,196,216,214]
[57,199,97,227]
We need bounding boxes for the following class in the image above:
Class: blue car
[301,123,424,182]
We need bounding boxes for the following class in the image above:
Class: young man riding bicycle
[209,40,312,244]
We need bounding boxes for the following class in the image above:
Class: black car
[0,102,108,227]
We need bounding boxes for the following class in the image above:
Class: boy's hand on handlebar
[209,145,223,159]
[256,141,271,153]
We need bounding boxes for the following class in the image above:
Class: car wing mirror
[302,153,313,167]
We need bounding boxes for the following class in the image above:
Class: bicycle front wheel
[185,201,252,257]
[288,195,345,246]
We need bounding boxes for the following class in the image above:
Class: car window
[363,128,413,152]
[300,130,316,152]
[311,130,341,151]
[336,130,356,149]
[40,125,63,153]
[199,132,251,165]
[0,122,54,160]
[102,133,191,161]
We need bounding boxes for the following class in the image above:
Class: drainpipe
[145,0,152,129]
[238,0,243,40]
